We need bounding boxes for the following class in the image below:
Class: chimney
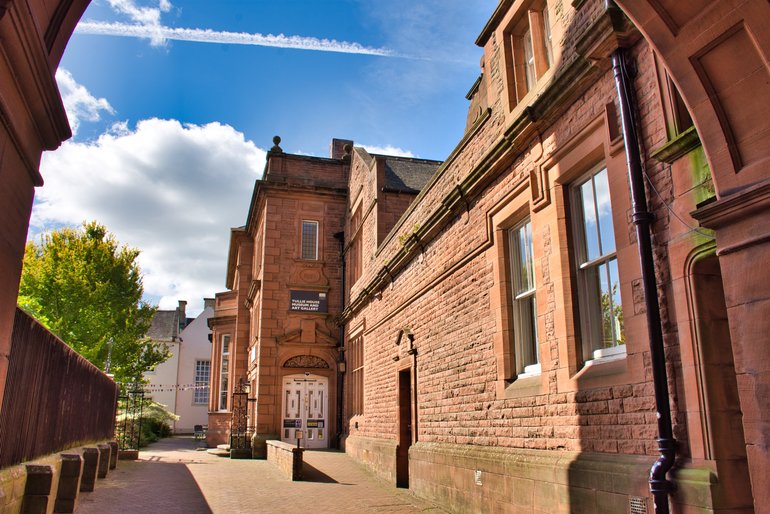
[178,300,187,330]
[204,298,216,311]
[330,138,354,159]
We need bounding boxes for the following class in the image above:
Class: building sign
[290,290,327,312]
[306,419,324,428]
[283,419,302,428]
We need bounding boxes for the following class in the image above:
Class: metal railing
[115,390,145,450]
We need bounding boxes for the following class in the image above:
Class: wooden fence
[0,308,118,468]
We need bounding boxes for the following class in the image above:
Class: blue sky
[32,0,496,314]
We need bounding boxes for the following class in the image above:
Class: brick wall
[336,0,743,511]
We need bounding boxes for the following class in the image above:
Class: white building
[145,299,213,433]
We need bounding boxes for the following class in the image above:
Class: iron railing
[115,390,145,450]
[230,383,253,451]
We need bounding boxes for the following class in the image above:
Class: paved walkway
[76,437,447,514]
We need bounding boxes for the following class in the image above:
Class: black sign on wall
[290,290,328,313]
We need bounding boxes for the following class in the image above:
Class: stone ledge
[266,440,303,481]
[407,441,734,513]
[343,435,398,485]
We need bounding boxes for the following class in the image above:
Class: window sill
[573,350,628,385]
[650,126,701,164]
[518,362,541,378]
[500,371,544,399]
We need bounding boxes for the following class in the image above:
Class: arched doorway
[281,373,329,449]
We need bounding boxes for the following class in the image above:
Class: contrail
[75,21,400,57]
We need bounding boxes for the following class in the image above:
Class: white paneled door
[281,374,328,449]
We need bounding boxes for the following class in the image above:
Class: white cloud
[105,0,172,46]
[75,21,399,57]
[55,69,114,136]
[361,144,415,158]
[34,118,266,315]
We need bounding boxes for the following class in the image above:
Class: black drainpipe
[611,47,676,513]
[333,231,346,449]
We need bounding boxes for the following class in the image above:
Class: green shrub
[116,399,178,448]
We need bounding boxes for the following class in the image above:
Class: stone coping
[266,440,304,481]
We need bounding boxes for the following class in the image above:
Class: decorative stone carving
[283,355,329,369]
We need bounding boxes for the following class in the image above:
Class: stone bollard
[108,441,119,470]
[96,444,111,479]
[79,448,99,492]
[21,464,53,514]
[54,454,83,513]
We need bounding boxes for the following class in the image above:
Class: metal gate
[230,382,253,456]
[115,390,145,450]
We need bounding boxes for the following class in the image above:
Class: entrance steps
[206,444,230,457]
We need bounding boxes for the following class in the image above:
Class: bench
[193,425,206,440]
[266,440,304,481]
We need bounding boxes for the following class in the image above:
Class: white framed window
[505,1,554,107]
[542,4,553,68]
[572,166,625,361]
[522,27,536,92]
[349,205,363,284]
[301,220,319,260]
[218,335,230,411]
[509,218,540,375]
[193,360,210,404]
[349,334,364,416]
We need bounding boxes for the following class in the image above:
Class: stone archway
[0,0,769,509]
[613,2,770,510]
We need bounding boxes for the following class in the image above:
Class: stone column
[693,180,770,513]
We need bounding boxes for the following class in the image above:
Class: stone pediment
[276,324,337,346]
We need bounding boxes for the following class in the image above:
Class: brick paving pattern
[77,437,446,513]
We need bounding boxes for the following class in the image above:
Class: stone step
[206,448,230,458]
[216,444,231,451]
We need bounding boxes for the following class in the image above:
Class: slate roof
[146,310,179,341]
[377,156,442,194]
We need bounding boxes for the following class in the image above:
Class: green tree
[18,221,169,387]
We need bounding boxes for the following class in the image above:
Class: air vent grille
[629,496,647,514]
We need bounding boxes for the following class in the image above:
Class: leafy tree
[18,221,169,387]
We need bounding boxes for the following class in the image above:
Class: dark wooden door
[396,369,412,488]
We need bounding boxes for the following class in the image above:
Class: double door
[281,374,328,449]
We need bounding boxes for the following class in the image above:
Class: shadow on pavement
[301,462,341,484]
[78,459,213,514]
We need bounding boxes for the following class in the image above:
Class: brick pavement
[76,437,447,514]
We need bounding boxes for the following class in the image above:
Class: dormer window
[504,1,554,109]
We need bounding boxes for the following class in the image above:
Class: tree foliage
[18,221,168,387]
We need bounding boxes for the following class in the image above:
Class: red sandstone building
[207,139,440,453]
[207,1,766,512]
[1,0,769,513]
